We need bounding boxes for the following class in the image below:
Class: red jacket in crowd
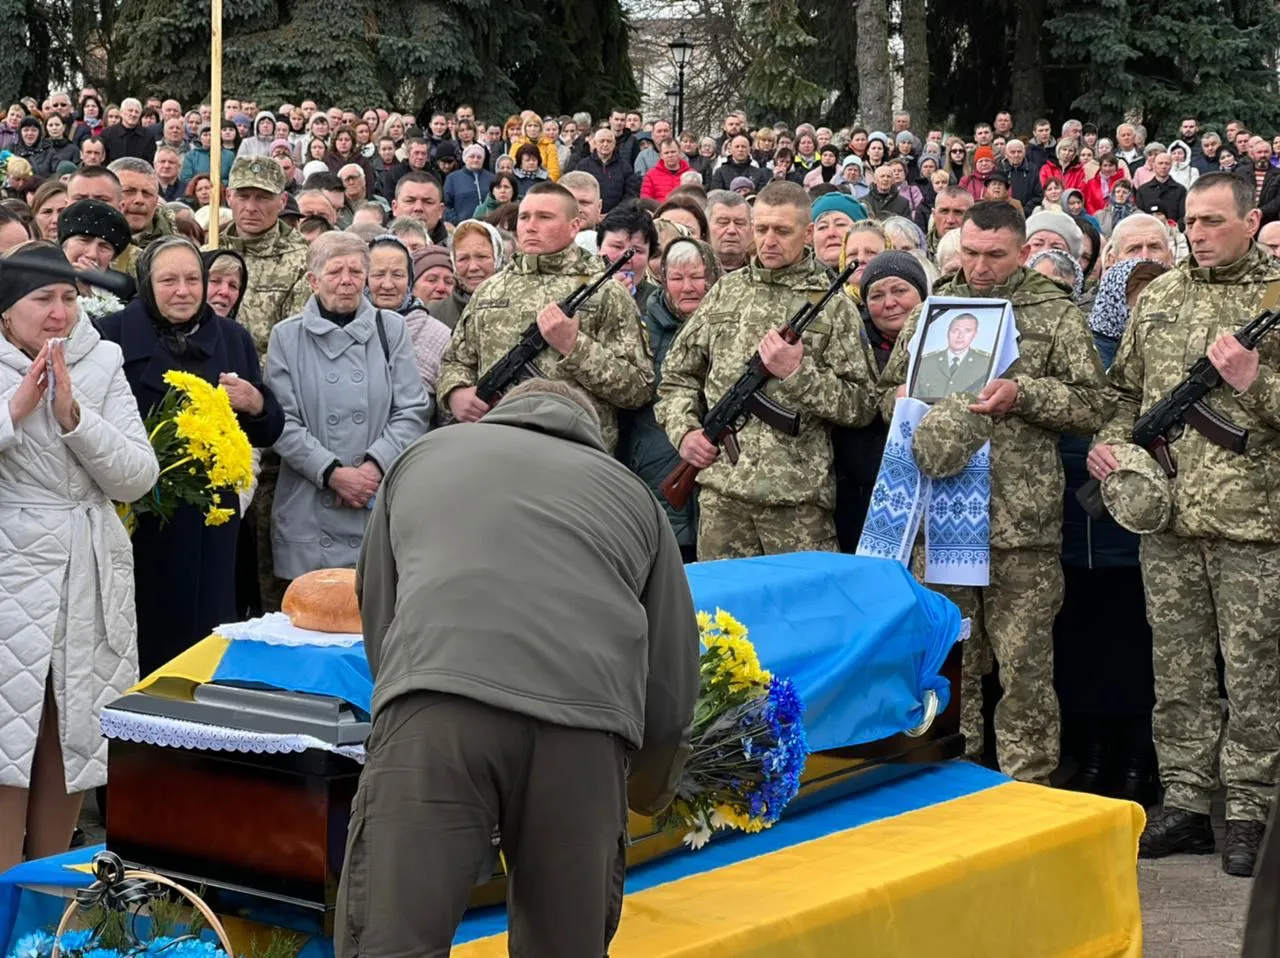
[1082,168,1127,215]
[641,156,692,203]
[1039,159,1087,192]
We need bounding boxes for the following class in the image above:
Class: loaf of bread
[282,568,362,634]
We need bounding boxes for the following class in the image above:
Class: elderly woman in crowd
[0,242,159,872]
[413,245,457,309]
[57,199,135,317]
[366,234,452,395]
[841,220,888,299]
[620,237,720,562]
[202,250,248,321]
[812,191,869,273]
[445,145,495,225]
[428,218,502,330]
[1026,248,1085,303]
[264,232,429,583]
[833,251,929,550]
[98,236,284,674]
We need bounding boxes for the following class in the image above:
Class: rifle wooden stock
[660,460,699,510]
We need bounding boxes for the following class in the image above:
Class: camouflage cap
[228,156,287,194]
[912,393,993,479]
[1101,443,1172,534]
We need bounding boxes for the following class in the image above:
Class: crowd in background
[0,85,1276,879]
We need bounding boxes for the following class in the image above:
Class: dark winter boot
[1223,819,1266,877]
[1139,806,1215,858]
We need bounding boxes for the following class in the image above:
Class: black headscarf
[0,243,81,315]
[200,249,249,320]
[138,236,211,359]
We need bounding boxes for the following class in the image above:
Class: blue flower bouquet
[9,930,228,958]
[657,609,809,849]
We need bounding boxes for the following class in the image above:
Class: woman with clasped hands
[265,231,430,587]
[0,241,159,872]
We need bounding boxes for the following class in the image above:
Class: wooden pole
[207,0,223,247]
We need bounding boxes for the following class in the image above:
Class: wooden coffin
[106,644,962,925]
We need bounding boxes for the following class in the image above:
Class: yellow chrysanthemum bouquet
[657,609,808,850]
[117,370,253,532]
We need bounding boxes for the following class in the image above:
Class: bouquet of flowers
[10,930,228,958]
[118,370,253,532]
[657,609,808,850]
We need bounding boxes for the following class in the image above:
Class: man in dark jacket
[102,97,161,162]
[1134,152,1187,226]
[710,134,769,192]
[336,378,699,958]
[1026,118,1057,172]
[864,166,913,219]
[572,128,640,213]
[1001,139,1043,214]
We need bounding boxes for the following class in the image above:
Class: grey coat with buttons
[265,295,431,580]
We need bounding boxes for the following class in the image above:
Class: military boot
[1138,806,1214,858]
[1222,819,1266,877]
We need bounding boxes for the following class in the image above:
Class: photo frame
[905,297,1014,404]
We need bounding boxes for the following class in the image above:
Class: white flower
[709,807,733,830]
[681,809,713,850]
[78,290,124,323]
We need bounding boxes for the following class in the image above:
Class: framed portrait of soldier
[906,298,1012,403]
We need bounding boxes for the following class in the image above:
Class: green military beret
[1101,443,1172,534]
[912,393,993,479]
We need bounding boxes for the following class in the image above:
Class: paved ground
[80,793,1254,955]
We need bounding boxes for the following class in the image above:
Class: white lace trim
[212,612,362,648]
[100,709,366,763]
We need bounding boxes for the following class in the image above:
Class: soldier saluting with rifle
[656,181,878,560]
[1090,173,1280,878]
[437,182,654,452]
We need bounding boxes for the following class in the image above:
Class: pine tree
[741,0,826,118]
[0,0,33,104]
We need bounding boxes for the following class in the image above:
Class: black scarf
[137,238,212,360]
[318,300,358,327]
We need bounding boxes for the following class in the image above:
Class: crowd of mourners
[1,87,1279,887]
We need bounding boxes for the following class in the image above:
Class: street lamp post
[665,87,681,127]
[667,30,695,134]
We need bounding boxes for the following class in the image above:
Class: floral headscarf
[1086,257,1169,340]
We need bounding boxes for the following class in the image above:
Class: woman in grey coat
[264,232,430,582]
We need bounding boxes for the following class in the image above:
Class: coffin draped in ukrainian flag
[0,553,1145,958]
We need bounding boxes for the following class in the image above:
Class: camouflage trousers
[255,451,290,613]
[696,490,837,562]
[932,548,1064,784]
[1140,534,1280,822]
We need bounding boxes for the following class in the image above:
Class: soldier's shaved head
[523,180,580,220]
[754,180,810,218]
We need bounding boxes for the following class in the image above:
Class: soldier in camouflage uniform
[1092,173,1280,876]
[65,166,143,280]
[438,181,654,452]
[883,200,1109,784]
[656,181,878,560]
[218,156,312,612]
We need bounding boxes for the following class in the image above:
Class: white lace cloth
[212,612,362,648]
[100,709,366,763]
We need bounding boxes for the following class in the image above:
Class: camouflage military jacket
[437,244,655,452]
[133,205,176,249]
[656,254,877,510]
[881,267,1109,550]
[1099,244,1280,543]
[217,221,311,358]
[111,244,141,278]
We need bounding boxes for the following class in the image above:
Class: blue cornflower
[55,930,95,954]
[11,932,54,958]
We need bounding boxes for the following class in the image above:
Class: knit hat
[841,154,864,171]
[232,113,251,128]
[811,191,869,225]
[269,138,292,157]
[435,141,458,161]
[55,161,78,176]
[57,199,131,255]
[1024,209,1084,259]
[974,146,995,163]
[730,176,756,193]
[0,244,84,316]
[858,249,929,303]
[1101,443,1172,534]
[1144,141,1166,156]
[412,245,452,276]
[912,393,993,478]
[986,170,1010,186]
[868,132,893,149]
[819,143,840,158]
[302,159,329,181]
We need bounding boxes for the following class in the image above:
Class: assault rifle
[474,250,635,404]
[1078,306,1280,519]
[660,261,857,510]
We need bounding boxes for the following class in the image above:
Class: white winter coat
[0,317,158,791]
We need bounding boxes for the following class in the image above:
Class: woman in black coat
[98,236,284,676]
